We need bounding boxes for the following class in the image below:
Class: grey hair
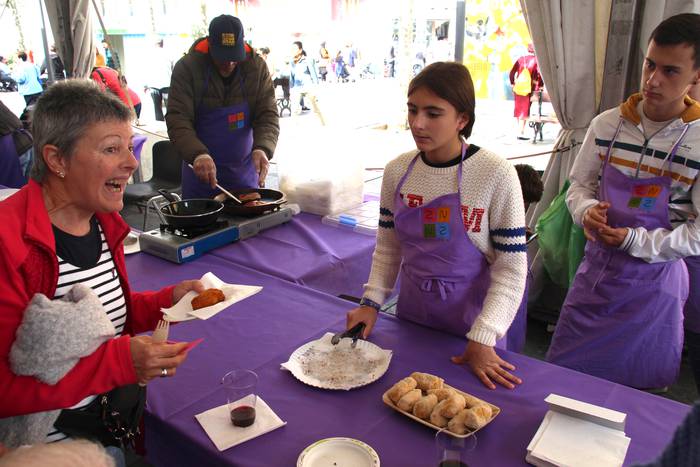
[29,79,132,182]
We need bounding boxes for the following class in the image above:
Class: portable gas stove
[139,206,295,263]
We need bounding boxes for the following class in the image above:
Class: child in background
[515,163,544,240]
[346,62,527,390]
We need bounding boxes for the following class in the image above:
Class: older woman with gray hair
[0,80,203,462]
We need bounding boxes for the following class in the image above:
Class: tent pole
[38,0,55,84]
[455,1,465,62]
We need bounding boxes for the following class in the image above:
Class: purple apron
[181,66,256,199]
[684,256,700,333]
[394,146,525,350]
[0,133,26,188]
[547,120,689,388]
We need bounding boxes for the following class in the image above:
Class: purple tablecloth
[210,212,377,298]
[126,253,691,467]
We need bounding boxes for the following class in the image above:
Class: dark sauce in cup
[230,405,256,427]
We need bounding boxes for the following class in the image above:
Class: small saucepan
[157,189,224,229]
[215,188,287,217]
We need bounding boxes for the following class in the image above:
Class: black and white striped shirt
[46,222,126,443]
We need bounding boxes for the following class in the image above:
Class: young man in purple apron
[166,15,279,199]
[548,14,700,390]
[346,62,528,390]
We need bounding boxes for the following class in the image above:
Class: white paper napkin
[530,411,630,467]
[162,272,262,322]
[195,396,286,451]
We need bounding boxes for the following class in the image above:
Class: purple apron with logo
[181,66,256,199]
[394,146,525,350]
[684,256,700,333]
[547,120,689,388]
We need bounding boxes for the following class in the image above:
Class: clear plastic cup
[435,429,477,467]
[221,369,258,427]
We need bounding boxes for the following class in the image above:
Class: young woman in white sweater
[346,62,528,390]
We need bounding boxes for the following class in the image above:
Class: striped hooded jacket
[567,93,700,263]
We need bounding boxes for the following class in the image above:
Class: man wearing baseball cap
[166,14,279,198]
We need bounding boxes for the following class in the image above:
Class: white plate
[281,333,392,390]
[297,438,379,467]
[123,232,141,255]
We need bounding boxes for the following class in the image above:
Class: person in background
[0,79,203,463]
[318,42,330,82]
[144,38,172,121]
[290,41,318,113]
[547,14,700,391]
[166,14,279,197]
[94,46,106,68]
[515,163,544,237]
[101,40,118,70]
[0,100,33,186]
[0,56,18,91]
[685,81,700,397]
[346,62,527,390]
[40,45,66,82]
[509,44,543,140]
[90,66,141,119]
[12,52,43,107]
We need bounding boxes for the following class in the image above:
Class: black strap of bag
[54,384,146,449]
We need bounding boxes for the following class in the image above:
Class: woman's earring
[57,171,65,178]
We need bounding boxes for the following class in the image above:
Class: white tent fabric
[44,0,95,79]
[519,0,611,303]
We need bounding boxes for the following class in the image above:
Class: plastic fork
[331,322,366,348]
[152,319,170,344]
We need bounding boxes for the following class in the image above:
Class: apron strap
[661,123,691,174]
[396,142,468,199]
[600,119,624,201]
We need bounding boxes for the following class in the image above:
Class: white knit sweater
[364,147,528,346]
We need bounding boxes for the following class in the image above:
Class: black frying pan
[158,190,224,229]
[215,188,286,217]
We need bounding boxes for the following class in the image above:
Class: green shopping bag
[535,180,587,288]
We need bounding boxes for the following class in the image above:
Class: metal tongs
[331,322,366,348]
[187,163,243,204]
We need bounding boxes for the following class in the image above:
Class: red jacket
[90,67,141,108]
[0,180,174,417]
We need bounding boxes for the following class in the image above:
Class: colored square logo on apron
[437,207,451,223]
[227,112,245,131]
[423,223,436,238]
[628,184,661,211]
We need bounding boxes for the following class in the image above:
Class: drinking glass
[222,369,258,427]
[435,429,477,467]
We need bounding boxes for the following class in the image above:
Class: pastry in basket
[387,377,418,404]
[463,405,492,429]
[410,372,444,391]
[429,399,450,427]
[462,392,486,409]
[412,393,438,419]
[448,408,471,435]
[396,389,422,412]
[191,288,225,310]
[439,393,466,418]
[427,387,455,401]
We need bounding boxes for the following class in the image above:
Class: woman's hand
[172,279,205,304]
[130,335,190,385]
[451,341,522,390]
[346,306,379,339]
